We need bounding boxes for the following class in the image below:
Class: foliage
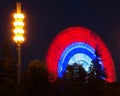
[91,50,107,80]
[20,60,50,96]
[0,38,16,80]
[0,38,17,95]
[51,50,115,96]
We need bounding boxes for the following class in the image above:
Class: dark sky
[0,0,120,82]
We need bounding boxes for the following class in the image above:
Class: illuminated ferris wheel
[46,27,116,83]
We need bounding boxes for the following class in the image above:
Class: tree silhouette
[53,50,110,96]
[90,50,107,80]
[53,63,87,96]
[21,60,49,96]
[0,38,17,96]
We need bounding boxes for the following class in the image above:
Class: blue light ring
[59,42,95,64]
[58,48,95,77]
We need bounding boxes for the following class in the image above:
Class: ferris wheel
[46,27,116,83]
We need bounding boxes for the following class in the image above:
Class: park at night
[0,0,120,96]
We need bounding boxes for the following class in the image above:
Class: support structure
[17,44,21,85]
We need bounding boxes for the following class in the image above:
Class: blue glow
[58,42,97,77]
[68,53,92,72]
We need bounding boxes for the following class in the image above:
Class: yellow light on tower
[13,4,24,45]
[13,2,25,85]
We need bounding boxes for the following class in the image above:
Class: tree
[53,50,109,96]
[21,60,49,96]
[84,50,108,96]
[53,63,87,96]
[91,50,107,80]
[0,38,16,79]
[0,38,17,96]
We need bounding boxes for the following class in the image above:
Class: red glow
[46,27,116,83]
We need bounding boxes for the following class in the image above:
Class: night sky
[0,0,120,82]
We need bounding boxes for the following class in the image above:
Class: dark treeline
[0,39,120,96]
[0,59,120,96]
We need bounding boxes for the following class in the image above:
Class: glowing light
[14,13,24,19]
[13,13,24,44]
[46,27,116,83]
[68,53,92,72]
[14,29,24,34]
[14,21,24,26]
[58,42,97,77]
[14,36,24,43]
